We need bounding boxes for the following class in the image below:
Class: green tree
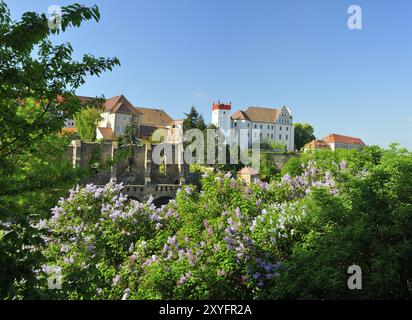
[281,156,302,177]
[270,146,412,299]
[75,108,101,141]
[261,138,286,152]
[259,152,279,181]
[294,123,316,151]
[0,2,119,299]
[124,113,140,145]
[183,106,206,132]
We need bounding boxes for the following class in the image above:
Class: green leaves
[294,122,316,151]
[0,2,119,299]
[74,108,101,142]
[59,4,100,32]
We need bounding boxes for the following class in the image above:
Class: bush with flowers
[37,145,412,299]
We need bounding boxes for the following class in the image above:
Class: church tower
[211,100,232,142]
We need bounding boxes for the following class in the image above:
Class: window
[271,134,273,139]
[280,126,282,130]
[271,125,274,130]
[267,125,270,129]
[247,123,250,127]
[116,125,120,132]
[286,127,289,131]
[286,135,288,140]
[254,124,257,129]
[267,134,270,138]
[223,111,225,115]
[279,134,282,140]
[234,122,237,127]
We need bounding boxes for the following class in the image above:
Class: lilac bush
[116,163,341,299]
[41,182,174,299]
[40,158,372,299]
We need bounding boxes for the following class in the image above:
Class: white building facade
[212,102,295,152]
[96,95,140,140]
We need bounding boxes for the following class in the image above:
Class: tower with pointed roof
[211,100,232,142]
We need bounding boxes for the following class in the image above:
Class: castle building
[304,133,366,152]
[86,95,178,141]
[212,101,295,151]
[96,95,141,139]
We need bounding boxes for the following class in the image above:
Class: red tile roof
[231,110,250,121]
[135,107,174,127]
[97,127,116,140]
[305,139,330,149]
[232,107,283,123]
[237,166,260,175]
[212,101,232,111]
[104,95,141,115]
[324,134,365,145]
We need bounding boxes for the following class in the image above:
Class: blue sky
[7,0,412,149]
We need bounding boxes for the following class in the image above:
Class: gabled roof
[231,110,250,121]
[97,127,116,140]
[237,166,260,175]
[76,95,95,104]
[235,106,284,123]
[135,107,174,127]
[104,95,141,115]
[305,139,330,149]
[324,134,365,145]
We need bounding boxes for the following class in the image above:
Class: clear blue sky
[7,0,412,149]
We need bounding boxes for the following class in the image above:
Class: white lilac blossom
[63,256,74,264]
[217,269,226,276]
[122,288,130,300]
[43,157,347,296]
[340,160,347,170]
[178,275,187,285]
[278,160,340,198]
[177,272,193,286]
[33,219,48,230]
[230,179,237,189]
